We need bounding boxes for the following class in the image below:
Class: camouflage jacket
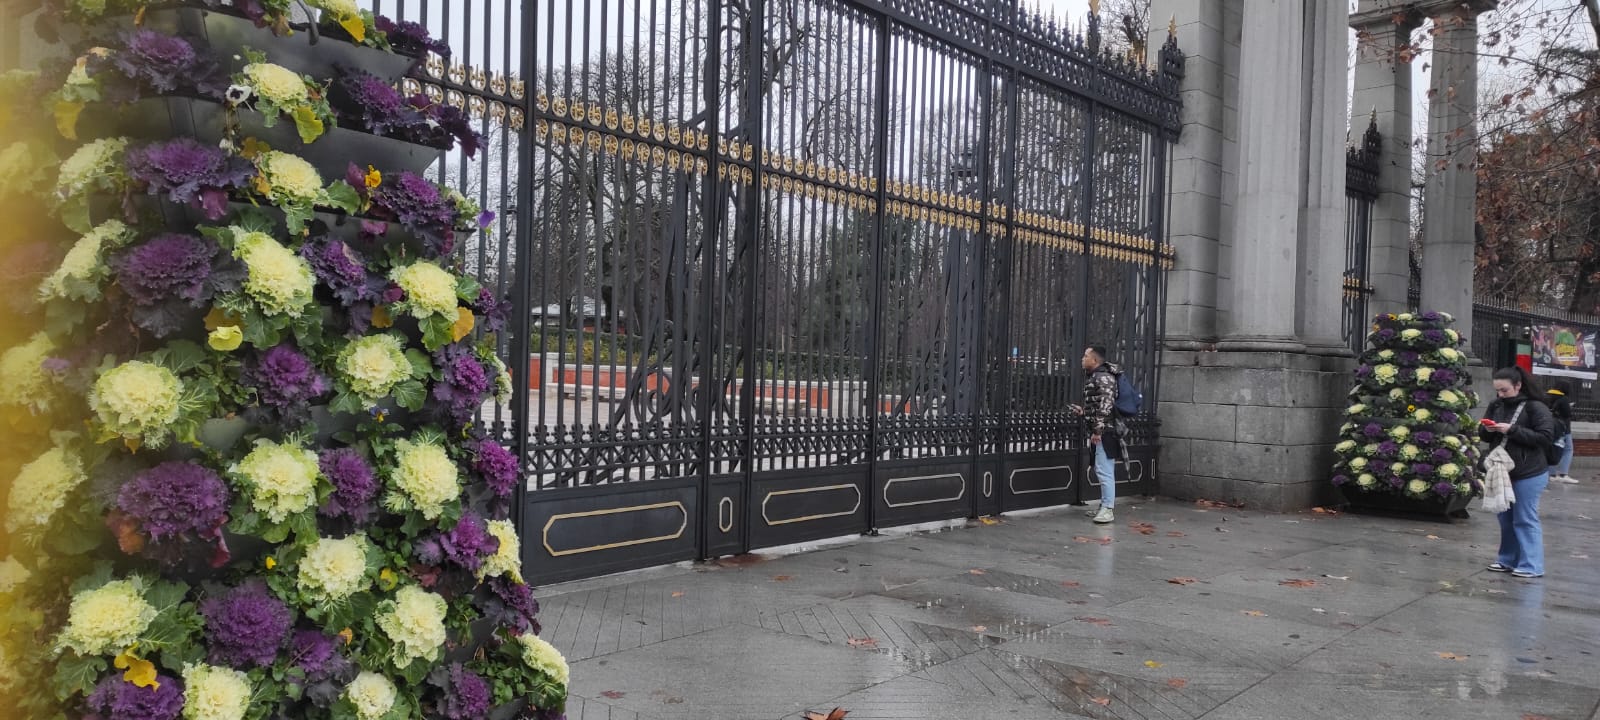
[1083,362,1123,436]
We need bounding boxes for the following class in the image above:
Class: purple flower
[1377,328,1397,342]
[405,94,483,157]
[1433,481,1455,496]
[241,344,329,417]
[289,629,351,682]
[1355,364,1374,378]
[1432,448,1453,462]
[1423,329,1447,345]
[126,138,254,220]
[1413,431,1436,446]
[428,663,492,720]
[1432,369,1459,385]
[1376,441,1398,459]
[1421,311,1441,321]
[1331,474,1350,486]
[100,29,224,102]
[332,69,419,136]
[432,344,492,427]
[1412,390,1433,404]
[478,575,541,635]
[473,439,519,498]
[302,236,378,305]
[1412,463,1435,476]
[200,581,293,668]
[1440,411,1459,425]
[1363,423,1384,438]
[84,673,184,720]
[318,448,379,523]
[363,168,462,258]
[472,288,508,334]
[1388,475,1404,488]
[417,510,499,572]
[375,16,452,57]
[117,461,230,542]
[1398,351,1421,366]
[115,233,243,338]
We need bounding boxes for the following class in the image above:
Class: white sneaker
[1553,475,1578,484]
[1092,507,1115,524]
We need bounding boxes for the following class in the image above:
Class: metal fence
[390,0,1181,583]
[1342,117,1380,355]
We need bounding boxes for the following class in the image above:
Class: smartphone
[1480,418,1497,426]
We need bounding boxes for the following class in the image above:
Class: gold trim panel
[760,483,863,526]
[718,496,735,534]
[541,501,688,557]
[882,473,967,509]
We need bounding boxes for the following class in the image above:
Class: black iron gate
[394,0,1181,584]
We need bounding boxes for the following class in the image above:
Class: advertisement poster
[1531,324,1599,381]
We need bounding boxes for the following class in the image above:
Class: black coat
[1479,397,1556,481]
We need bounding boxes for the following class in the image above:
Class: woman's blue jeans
[1496,471,1549,576]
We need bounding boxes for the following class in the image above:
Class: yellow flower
[371,305,393,329]
[451,307,475,341]
[377,568,398,591]
[208,326,244,352]
[364,165,381,188]
[390,261,459,320]
[56,578,156,656]
[236,230,316,317]
[1439,347,1461,362]
[0,332,58,411]
[297,535,370,602]
[264,556,277,570]
[233,439,321,523]
[1415,367,1434,383]
[6,443,86,533]
[204,307,243,331]
[258,150,323,205]
[386,439,460,520]
[114,648,161,689]
[376,585,447,666]
[243,63,309,106]
[1373,364,1398,383]
[516,632,570,687]
[182,663,251,720]
[338,334,411,400]
[91,360,182,447]
[480,519,523,581]
[344,671,397,720]
[338,627,353,644]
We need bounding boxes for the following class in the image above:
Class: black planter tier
[1339,485,1475,523]
[137,6,419,85]
[82,95,438,178]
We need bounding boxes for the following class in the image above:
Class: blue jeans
[1552,433,1574,475]
[1094,441,1116,509]
[1496,471,1549,575]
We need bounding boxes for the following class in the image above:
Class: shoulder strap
[1498,402,1526,450]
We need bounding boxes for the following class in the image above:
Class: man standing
[1077,345,1127,524]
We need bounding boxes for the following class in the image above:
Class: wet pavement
[538,460,1600,720]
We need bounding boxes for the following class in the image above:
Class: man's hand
[1089,433,1101,445]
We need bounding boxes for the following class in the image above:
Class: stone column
[1349,1,1422,318]
[1419,0,1496,335]
[1217,0,1305,352]
[1148,0,1228,348]
[1296,0,1350,354]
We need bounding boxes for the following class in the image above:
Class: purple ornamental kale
[1432,369,1459,386]
[478,574,541,635]
[290,629,352,682]
[125,138,254,220]
[1375,328,1397,342]
[332,69,420,136]
[406,94,483,158]
[1412,390,1434,405]
[1376,441,1398,459]
[472,438,519,499]
[432,344,492,427]
[471,288,508,334]
[115,233,244,338]
[1412,463,1435,477]
[1354,364,1374,379]
[241,343,329,413]
[84,674,185,720]
[117,461,230,542]
[375,16,452,57]
[100,29,225,102]
[1413,431,1436,445]
[1432,448,1453,462]
[1331,474,1350,486]
[427,663,492,720]
[1433,481,1455,496]
[1422,329,1447,345]
[1398,351,1421,366]
[416,511,499,572]
[1440,411,1459,425]
[301,235,378,306]
[1363,423,1384,439]
[199,580,293,669]
[1388,475,1404,488]
[318,448,380,523]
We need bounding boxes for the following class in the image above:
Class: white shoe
[1092,507,1115,524]
[1553,475,1578,484]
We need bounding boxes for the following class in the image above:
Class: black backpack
[1547,416,1569,466]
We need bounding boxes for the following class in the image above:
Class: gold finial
[1369,106,1378,123]
[1169,15,1178,35]
[1089,0,1100,16]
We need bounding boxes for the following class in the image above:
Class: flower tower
[0,3,566,719]
[1332,312,1482,513]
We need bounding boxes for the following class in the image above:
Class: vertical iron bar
[737,0,766,520]
[865,13,892,532]
[696,0,722,559]
[512,0,538,536]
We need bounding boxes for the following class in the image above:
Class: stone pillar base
[1156,350,1355,511]
[1216,337,1308,354]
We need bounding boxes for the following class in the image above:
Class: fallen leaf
[1060,580,1082,588]
[1075,616,1116,626]
[1167,678,1189,689]
[1144,660,1164,668]
[1435,651,1468,661]
[1168,577,1199,585]
[1312,608,1327,613]
[1425,534,1441,540]
[663,696,684,704]
[772,575,794,582]
[1166,531,1187,538]
[846,636,878,648]
[970,625,987,633]
[1281,579,1319,588]
[979,516,1002,525]
[1322,574,1349,581]
[1241,610,1267,617]
[1130,521,1157,535]
[1196,498,1244,509]
[1073,535,1113,545]
[1310,506,1339,515]
[670,591,684,598]
[600,690,626,699]
[802,710,850,720]
[969,568,988,575]
[1090,697,1112,707]
[1572,554,1590,559]
[1523,714,1554,720]
[1214,527,1231,533]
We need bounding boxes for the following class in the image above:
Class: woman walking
[1546,385,1576,484]
[1481,366,1557,579]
